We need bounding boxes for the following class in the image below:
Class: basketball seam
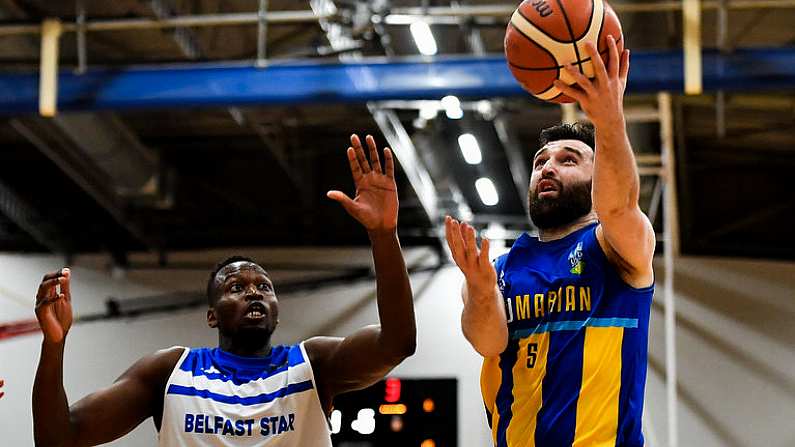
[508,37,622,71]
[535,84,557,98]
[535,86,565,102]
[515,8,578,45]
[508,21,562,90]
[596,0,606,52]
[574,0,597,41]
[554,0,586,74]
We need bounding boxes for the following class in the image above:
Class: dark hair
[206,255,259,306]
[538,122,595,154]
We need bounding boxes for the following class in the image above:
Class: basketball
[504,0,624,103]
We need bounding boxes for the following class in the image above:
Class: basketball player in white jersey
[32,134,416,447]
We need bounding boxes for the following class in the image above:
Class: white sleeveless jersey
[158,343,332,447]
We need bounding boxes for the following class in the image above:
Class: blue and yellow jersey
[482,222,653,447]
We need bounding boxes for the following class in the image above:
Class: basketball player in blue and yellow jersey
[31,134,416,447]
[446,36,654,447]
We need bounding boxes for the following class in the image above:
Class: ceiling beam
[10,118,160,250]
[311,0,469,232]
[2,1,795,36]
[0,177,69,252]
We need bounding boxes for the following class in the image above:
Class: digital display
[330,378,457,447]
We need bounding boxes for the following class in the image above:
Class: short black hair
[538,122,595,155]
[206,255,259,307]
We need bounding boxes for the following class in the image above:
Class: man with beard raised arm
[445,37,655,447]
[31,134,416,447]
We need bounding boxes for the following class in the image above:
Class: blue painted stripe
[166,380,314,406]
[0,48,794,113]
[510,318,638,339]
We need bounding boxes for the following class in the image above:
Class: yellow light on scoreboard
[378,403,407,415]
[421,439,436,447]
[422,398,435,413]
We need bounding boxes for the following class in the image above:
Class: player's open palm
[35,268,73,344]
[445,217,497,296]
[328,134,398,232]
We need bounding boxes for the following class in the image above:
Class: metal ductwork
[51,112,160,197]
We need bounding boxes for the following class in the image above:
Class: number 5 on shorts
[526,343,538,368]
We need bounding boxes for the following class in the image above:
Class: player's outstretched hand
[34,268,73,344]
[445,216,497,296]
[327,134,398,233]
[553,35,629,130]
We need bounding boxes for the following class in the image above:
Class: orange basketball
[504,0,624,103]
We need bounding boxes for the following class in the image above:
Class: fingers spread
[327,190,353,204]
[606,35,619,79]
[444,217,461,264]
[383,148,395,179]
[445,216,467,267]
[479,237,491,266]
[619,49,630,83]
[365,135,382,174]
[463,223,478,259]
[585,40,607,84]
[553,80,586,103]
[351,134,371,174]
[346,147,364,184]
[564,64,596,96]
[326,190,357,215]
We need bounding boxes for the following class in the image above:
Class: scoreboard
[330,378,458,447]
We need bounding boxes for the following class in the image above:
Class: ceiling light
[441,95,463,120]
[419,101,438,120]
[475,177,499,206]
[458,133,482,165]
[410,21,437,56]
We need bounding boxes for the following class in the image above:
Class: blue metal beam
[1,48,794,113]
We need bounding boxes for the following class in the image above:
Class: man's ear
[207,308,218,328]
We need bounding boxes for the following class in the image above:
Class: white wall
[645,257,795,447]
[2,250,794,447]
[0,249,491,447]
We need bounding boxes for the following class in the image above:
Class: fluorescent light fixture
[330,410,342,434]
[410,21,438,56]
[441,95,463,119]
[458,133,482,165]
[351,408,376,435]
[419,101,438,120]
[475,177,499,206]
[477,100,495,119]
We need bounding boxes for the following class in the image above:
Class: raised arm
[445,217,508,357]
[32,269,181,447]
[553,36,655,288]
[307,134,416,412]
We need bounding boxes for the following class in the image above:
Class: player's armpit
[305,328,410,414]
[65,347,183,447]
[595,210,655,289]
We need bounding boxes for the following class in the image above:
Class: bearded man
[445,37,655,447]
